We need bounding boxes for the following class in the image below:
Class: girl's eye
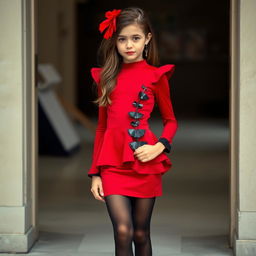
[118,37,141,42]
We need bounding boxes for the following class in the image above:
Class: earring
[144,44,148,58]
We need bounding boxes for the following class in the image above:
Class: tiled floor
[4,118,234,256]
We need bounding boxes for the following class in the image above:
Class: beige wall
[239,0,256,211]
[0,0,24,205]
[0,0,37,252]
[233,0,256,255]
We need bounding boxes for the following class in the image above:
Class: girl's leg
[104,194,134,256]
[130,196,156,256]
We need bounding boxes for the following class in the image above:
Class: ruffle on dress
[93,127,172,175]
[91,64,175,85]
[152,64,176,84]
[91,67,101,85]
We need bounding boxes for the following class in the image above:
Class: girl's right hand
[90,176,105,203]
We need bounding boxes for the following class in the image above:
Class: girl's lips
[126,51,135,55]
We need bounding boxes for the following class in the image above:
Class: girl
[88,7,178,256]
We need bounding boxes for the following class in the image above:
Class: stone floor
[2,117,233,255]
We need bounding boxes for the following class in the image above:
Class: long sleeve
[88,68,107,178]
[154,69,178,153]
[88,103,107,177]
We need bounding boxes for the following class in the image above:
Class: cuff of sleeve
[88,173,101,178]
[158,137,172,153]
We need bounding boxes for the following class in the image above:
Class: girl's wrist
[154,142,165,153]
[92,175,101,179]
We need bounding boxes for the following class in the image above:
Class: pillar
[0,0,37,252]
[231,0,256,255]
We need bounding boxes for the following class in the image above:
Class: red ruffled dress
[87,59,178,198]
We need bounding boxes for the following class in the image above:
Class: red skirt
[100,167,163,198]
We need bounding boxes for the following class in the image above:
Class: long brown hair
[93,7,159,107]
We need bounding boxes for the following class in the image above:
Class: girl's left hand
[134,142,165,162]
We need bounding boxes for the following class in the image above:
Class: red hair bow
[99,9,121,39]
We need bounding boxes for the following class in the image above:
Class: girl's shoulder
[90,62,176,85]
[145,63,176,84]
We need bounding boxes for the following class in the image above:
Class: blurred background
[36,0,232,255]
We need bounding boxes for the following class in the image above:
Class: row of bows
[128,85,149,151]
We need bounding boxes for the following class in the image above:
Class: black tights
[104,194,156,256]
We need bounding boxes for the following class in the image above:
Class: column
[232,0,256,255]
[0,0,37,252]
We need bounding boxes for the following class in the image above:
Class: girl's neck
[121,59,147,69]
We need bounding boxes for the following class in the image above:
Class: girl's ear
[146,32,152,44]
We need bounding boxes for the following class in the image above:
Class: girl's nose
[126,40,133,48]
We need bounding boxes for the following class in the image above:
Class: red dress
[87,59,178,198]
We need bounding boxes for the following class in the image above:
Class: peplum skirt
[100,167,163,198]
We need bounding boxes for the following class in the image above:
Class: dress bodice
[88,59,178,178]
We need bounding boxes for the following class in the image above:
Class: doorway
[26,0,235,254]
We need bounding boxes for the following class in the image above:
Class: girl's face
[116,24,152,64]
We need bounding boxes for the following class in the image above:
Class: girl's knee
[116,224,134,240]
[133,229,150,244]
